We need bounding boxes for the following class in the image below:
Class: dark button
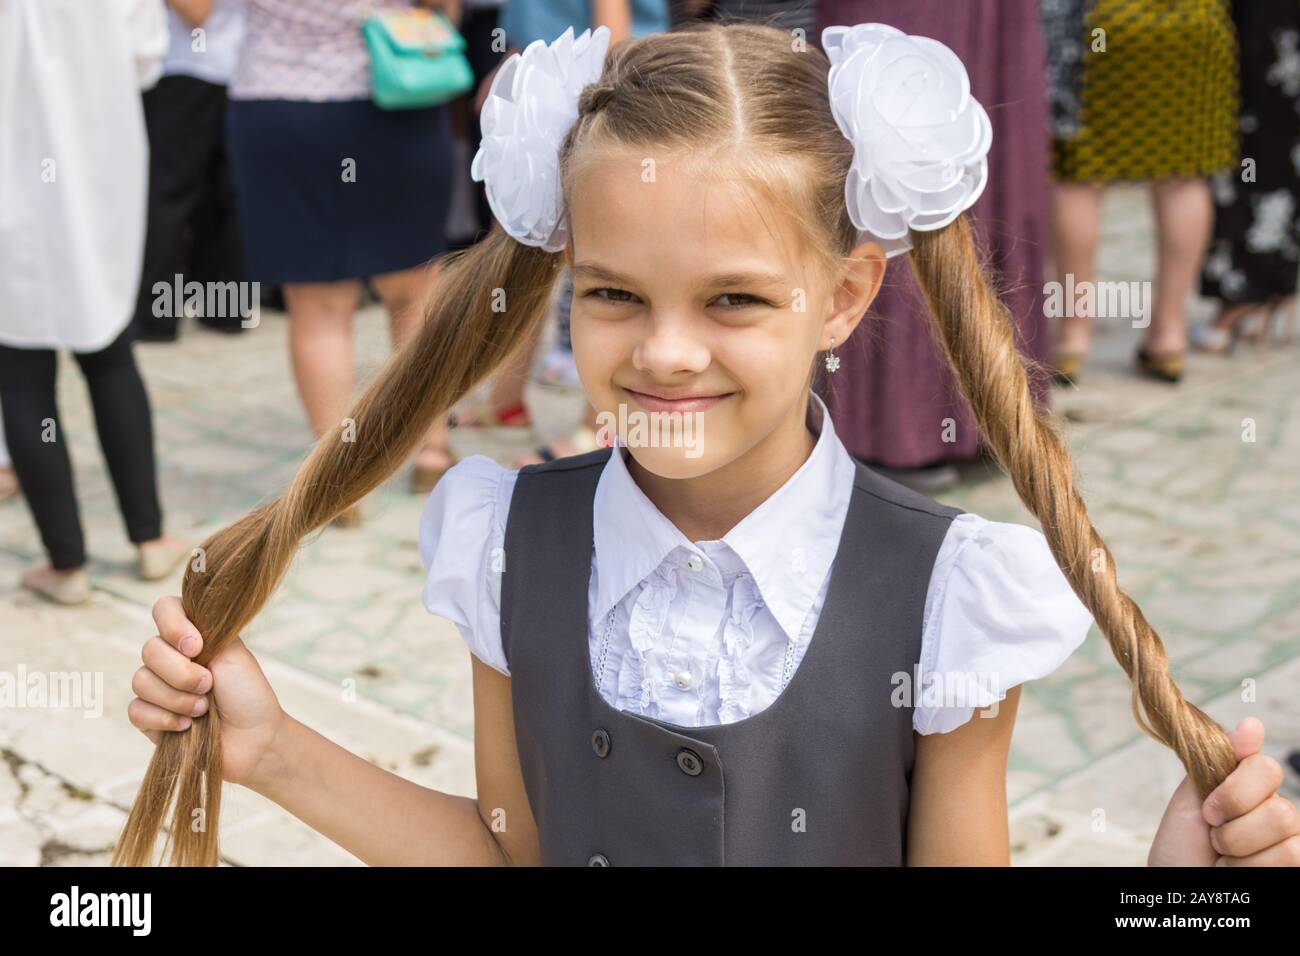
[587,852,610,867]
[591,728,611,758]
[676,748,704,776]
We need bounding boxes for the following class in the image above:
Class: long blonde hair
[113,21,1235,866]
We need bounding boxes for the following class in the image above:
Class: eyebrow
[572,262,789,289]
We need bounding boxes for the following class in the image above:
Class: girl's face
[564,148,885,481]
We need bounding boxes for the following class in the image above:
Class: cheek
[720,313,819,393]
[569,314,622,398]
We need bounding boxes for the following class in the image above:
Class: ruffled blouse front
[418,396,1095,734]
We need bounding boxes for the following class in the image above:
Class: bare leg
[1050,181,1106,356]
[488,320,539,410]
[450,318,541,425]
[283,279,363,441]
[1148,177,1213,354]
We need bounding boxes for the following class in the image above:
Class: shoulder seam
[850,475,964,520]
[517,447,612,476]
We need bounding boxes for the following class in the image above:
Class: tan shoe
[138,536,192,581]
[1135,346,1185,383]
[1051,349,1087,386]
[22,563,91,606]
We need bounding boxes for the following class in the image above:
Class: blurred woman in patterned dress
[225,0,462,520]
[1044,0,1240,384]
[1193,0,1300,353]
[809,0,1053,490]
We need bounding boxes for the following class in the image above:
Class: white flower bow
[471,23,989,259]
[470,25,612,253]
[822,23,993,257]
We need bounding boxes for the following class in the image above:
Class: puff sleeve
[417,454,518,677]
[913,513,1095,735]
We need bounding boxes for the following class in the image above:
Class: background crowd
[0,0,1295,606]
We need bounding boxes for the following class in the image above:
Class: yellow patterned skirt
[1052,0,1239,182]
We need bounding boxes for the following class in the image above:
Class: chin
[621,442,728,481]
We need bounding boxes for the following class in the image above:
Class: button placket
[661,552,722,724]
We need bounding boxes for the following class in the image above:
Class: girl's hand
[1149,717,1300,866]
[128,596,287,790]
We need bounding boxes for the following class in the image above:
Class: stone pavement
[1,185,1297,866]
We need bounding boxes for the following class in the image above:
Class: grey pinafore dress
[499,447,963,865]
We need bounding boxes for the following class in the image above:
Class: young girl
[116,22,1300,866]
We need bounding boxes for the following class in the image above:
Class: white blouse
[0,0,168,351]
[419,393,1095,735]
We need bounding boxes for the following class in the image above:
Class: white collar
[591,391,858,643]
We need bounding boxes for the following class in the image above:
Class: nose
[631,311,712,379]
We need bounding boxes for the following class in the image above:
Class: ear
[820,239,887,349]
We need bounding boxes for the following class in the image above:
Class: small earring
[825,337,840,373]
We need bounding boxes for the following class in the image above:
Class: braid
[909,217,1237,800]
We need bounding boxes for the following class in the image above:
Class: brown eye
[712,293,768,309]
[586,287,637,303]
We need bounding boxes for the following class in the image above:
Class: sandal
[138,535,192,581]
[447,397,530,429]
[1190,301,1271,355]
[1050,349,1087,386]
[1135,345,1185,383]
[21,562,91,606]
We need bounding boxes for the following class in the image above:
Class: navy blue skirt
[226,98,453,284]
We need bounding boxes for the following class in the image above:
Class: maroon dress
[813,0,1053,468]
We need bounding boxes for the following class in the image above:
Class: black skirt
[226,97,453,284]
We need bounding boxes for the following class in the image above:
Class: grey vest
[500,447,964,866]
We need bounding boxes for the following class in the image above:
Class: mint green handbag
[362,9,475,110]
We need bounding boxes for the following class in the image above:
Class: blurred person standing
[446,0,672,466]
[224,0,463,516]
[0,0,194,603]
[810,0,1053,491]
[445,0,506,254]
[1194,0,1300,352]
[132,0,251,342]
[1044,0,1239,384]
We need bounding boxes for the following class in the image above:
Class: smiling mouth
[621,387,734,413]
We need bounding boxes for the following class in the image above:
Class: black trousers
[132,74,246,333]
[0,322,162,570]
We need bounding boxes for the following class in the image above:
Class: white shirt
[419,392,1095,735]
[0,0,168,352]
[163,0,247,86]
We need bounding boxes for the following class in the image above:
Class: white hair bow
[822,23,992,257]
[471,22,991,258]
[470,25,612,252]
